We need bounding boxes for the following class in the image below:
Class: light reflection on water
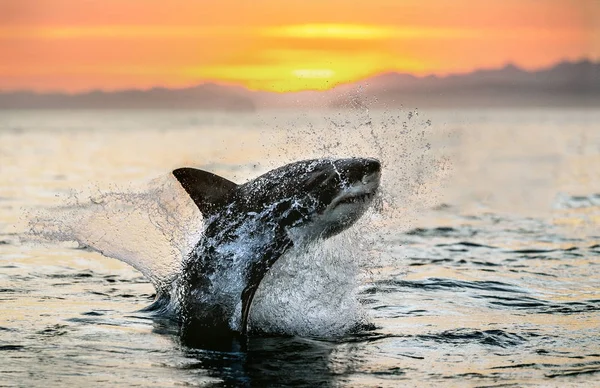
[0,109,599,386]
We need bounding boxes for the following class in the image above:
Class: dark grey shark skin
[168,157,381,344]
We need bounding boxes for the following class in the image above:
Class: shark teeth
[338,192,374,205]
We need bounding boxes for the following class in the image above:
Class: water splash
[250,226,370,337]
[29,174,202,293]
[268,100,451,230]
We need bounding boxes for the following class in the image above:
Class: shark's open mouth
[337,192,375,205]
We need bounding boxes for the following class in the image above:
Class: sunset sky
[1,0,598,92]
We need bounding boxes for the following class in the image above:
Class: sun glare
[292,69,336,79]
[187,48,403,92]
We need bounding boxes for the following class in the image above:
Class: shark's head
[240,157,381,240]
[296,157,381,239]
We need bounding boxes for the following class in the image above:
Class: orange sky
[0,0,598,92]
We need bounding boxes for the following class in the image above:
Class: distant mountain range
[0,83,256,110]
[1,60,598,110]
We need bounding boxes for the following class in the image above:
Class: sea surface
[0,108,599,387]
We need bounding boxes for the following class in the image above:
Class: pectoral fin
[240,228,293,335]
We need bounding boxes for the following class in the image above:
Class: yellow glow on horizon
[292,69,336,79]
[185,49,428,92]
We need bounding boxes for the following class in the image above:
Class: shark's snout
[333,157,381,184]
[361,158,381,186]
[362,158,381,176]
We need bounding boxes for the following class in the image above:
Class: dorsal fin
[172,168,238,216]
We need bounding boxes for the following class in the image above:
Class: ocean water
[0,108,599,387]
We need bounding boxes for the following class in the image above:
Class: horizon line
[1,57,597,96]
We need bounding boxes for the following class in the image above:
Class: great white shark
[138,157,381,341]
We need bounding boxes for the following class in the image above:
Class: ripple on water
[371,278,525,294]
[417,329,532,348]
